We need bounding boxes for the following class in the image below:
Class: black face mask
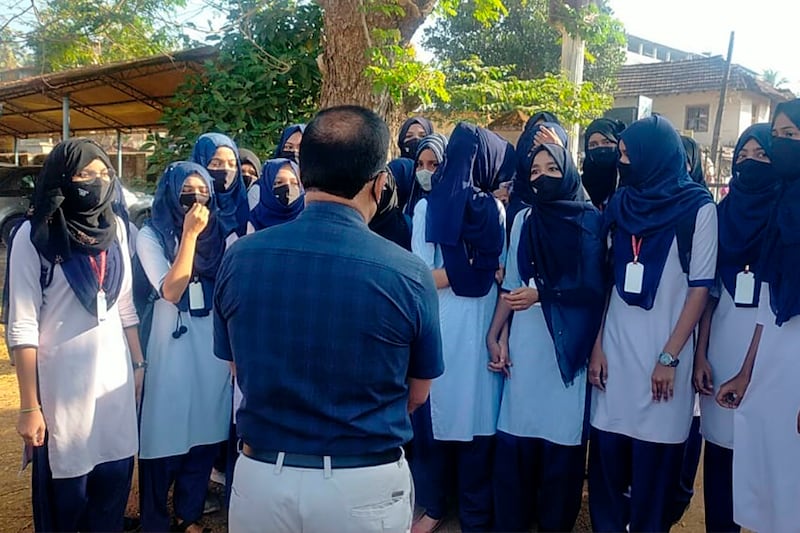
[770,137,800,181]
[180,192,210,212]
[588,146,618,168]
[279,150,299,164]
[735,159,775,190]
[207,168,237,192]
[273,184,301,206]
[63,178,111,213]
[531,175,563,202]
[242,174,256,189]
[401,138,421,159]
[616,162,641,189]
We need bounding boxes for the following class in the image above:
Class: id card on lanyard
[734,265,756,305]
[624,235,644,294]
[89,251,107,322]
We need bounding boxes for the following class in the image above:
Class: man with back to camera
[213,105,444,533]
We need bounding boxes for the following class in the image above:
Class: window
[685,105,710,133]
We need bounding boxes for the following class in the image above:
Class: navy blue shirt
[214,201,444,455]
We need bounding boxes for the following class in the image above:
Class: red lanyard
[631,236,643,264]
[88,251,107,290]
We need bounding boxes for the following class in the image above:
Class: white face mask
[416,169,434,192]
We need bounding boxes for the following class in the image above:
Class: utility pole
[710,31,735,181]
[549,0,591,161]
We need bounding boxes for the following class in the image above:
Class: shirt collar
[300,201,368,227]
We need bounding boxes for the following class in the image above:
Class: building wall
[613,91,774,147]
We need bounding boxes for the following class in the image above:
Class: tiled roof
[614,56,792,101]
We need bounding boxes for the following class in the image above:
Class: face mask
[416,169,434,192]
[530,175,563,202]
[770,137,800,181]
[207,168,237,192]
[402,138,421,159]
[616,161,642,189]
[273,183,301,206]
[180,192,210,212]
[242,174,257,189]
[735,159,775,189]
[64,178,111,213]
[371,179,384,218]
[279,149,299,164]
[588,146,618,169]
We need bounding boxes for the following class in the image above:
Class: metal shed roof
[0,46,217,138]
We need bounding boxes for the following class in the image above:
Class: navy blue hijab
[398,117,434,159]
[30,138,124,318]
[717,124,777,307]
[370,159,412,250]
[405,133,448,217]
[507,121,569,229]
[273,124,306,158]
[528,111,560,126]
[605,116,713,309]
[517,144,606,385]
[426,122,515,297]
[761,99,800,325]
[191,133,249,237]
[582,118,626,208]
[249,158,304,231]
[148,161,225,316]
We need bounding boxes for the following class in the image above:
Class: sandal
[411,513,443,533]
[171,520,211,533]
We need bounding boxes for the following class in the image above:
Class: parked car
[0,164,153,245]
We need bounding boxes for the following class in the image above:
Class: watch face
[659,353,674,366]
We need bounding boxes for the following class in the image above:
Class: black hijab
[517,144,606,385]
[370,158,412,250]
[582,118,625,208]
[29,138,123,317]
[681,136,707,186]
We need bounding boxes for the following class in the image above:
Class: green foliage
[762,69,789,89]
[424,0,626,93]
[434,56,612,126]
[437,0,508,24]
[145,0,322,178]
[27,0,189,71]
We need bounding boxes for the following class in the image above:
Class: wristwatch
[658,352,679,368]
[133,360,148,371]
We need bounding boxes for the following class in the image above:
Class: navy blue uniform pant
[410,399,494,532]
[493,431,585,532]
[667,415,702,524]
[32,439,133,533]
[139,443,218,532]
[703,441,740,533]
[588,427,684,533]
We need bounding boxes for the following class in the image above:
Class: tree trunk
[317,0,435,127]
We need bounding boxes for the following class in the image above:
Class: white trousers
[229,452,413,533]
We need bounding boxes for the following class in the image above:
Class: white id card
[96,291,108,322]
[624,262,644,294]
[189,282,205,310]
[734,271,756,305]
[528,278,538,289]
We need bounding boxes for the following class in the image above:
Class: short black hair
[300,105,389,199]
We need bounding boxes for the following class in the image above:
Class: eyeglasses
[75,168,116,181]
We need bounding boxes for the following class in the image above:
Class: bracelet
[19,405,41,414]
[132,360,148,370]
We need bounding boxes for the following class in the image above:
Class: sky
[607,0,799,91]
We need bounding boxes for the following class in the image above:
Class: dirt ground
[0,336,710,533]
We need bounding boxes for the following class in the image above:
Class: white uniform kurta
[700,286,758,449]
[411,198,504,441]
[496,209,586,446]
[137,225,232,459]
[591,203,717,444]
[732,282,800,532]
[7,220,139,479]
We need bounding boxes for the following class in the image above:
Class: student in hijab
[588,116,716,532]
[716,99,800,533]
[410,122,512,533]
[681,136,707,186]
[137,162,232,533]
[369,158,411,249]
[398,116,434,160]
[8,139,141,532]
[488,143,605,532]
[247,158,304,233]
[690,124,777,533]
[582,118,626,209]
[273,124,305,163]
[405,133,447,220]
[191,133,249,241]
[238,148,261,191]
[506,121,569,234]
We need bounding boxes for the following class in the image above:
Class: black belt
[242,443,402,469]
